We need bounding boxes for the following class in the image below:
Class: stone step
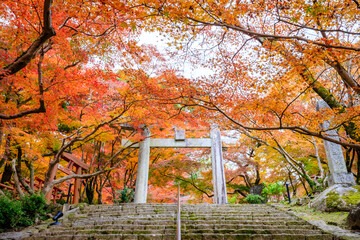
[84,209,278,214]
[88,210,278,213]
[43,223,317,231]
[69,215,295,222]
[37,228,325,236]
[84,206,275,210]
[78,211,290,216]
[80,208,277,214]
[25,233,334,240]
[83,204,274,211]
[59,219,307,227]
[25,203,336,240]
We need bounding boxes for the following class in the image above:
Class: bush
[0,194,48,230]
[0,195,24,229]
[114,188,134,203]
[20,194,47,224]
[245,194,265,204]
[228,194,238,204]
[262,182,286,201]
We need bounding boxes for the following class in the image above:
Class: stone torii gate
[122,127,228,204]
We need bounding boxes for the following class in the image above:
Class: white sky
[138,31,214,79]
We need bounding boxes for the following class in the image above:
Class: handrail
[177,183,181,240]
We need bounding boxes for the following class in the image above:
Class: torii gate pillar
[211,129,228,204]
[134,127,151,203]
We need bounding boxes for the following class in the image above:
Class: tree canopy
[1,0,360,203]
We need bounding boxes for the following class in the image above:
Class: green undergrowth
[281,204,348,228]
[0,194,49,231]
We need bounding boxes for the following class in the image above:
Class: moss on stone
[231,235,252,240]
[325,188,360,210]
[72,203,86,211]
[325,191,340,209]
[184,234,202,239]
[342,191,360,205]
[281,204,349,228]
[67,213,75,220]
[132,230,150,235]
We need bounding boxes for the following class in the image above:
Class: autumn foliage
[1,0,360,205]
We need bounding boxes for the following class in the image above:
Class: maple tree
[0,0,196,201]
[132,0,360,184]
[2,0,360,205]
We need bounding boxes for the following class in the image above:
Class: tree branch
[0,0,56,81]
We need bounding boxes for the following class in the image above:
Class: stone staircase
[25,203,337,240]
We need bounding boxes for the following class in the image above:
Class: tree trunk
[11,159,24,197]
[311,137,324,179]
[300,178,309,196]
[0,121,3,151]
[85,178,95,204]
[25,160,34,191]
[357,149,360,185]
[108,178,116,201]
[274,140,317,191]
[97,187,103,204]
[1,134,12,183]
[15,147,33,194]
[288,170,296,197]
[1,163,13,184]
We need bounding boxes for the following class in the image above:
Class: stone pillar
[175,129,185,141]
[134,127,151,203]
[210,129,228,204]
[316,100,356,186]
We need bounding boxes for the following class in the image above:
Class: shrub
[20,194,47,224]
[0,195,24,229]
[245,194,265,204]
[228,194,238,204]
[114,188,134,203]
[262,182,286,201]
[0,194,48,230]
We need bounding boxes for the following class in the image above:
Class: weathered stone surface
[309,184,360,212]
[21,203,335,240]
[175,129,185,141]
[210,129,227,204]
[0,231,31,240]
[290,197,311,206]
[134,127,151,203]
[327,172,356,187]
[347,202,360,230]
[316,101,356,186]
